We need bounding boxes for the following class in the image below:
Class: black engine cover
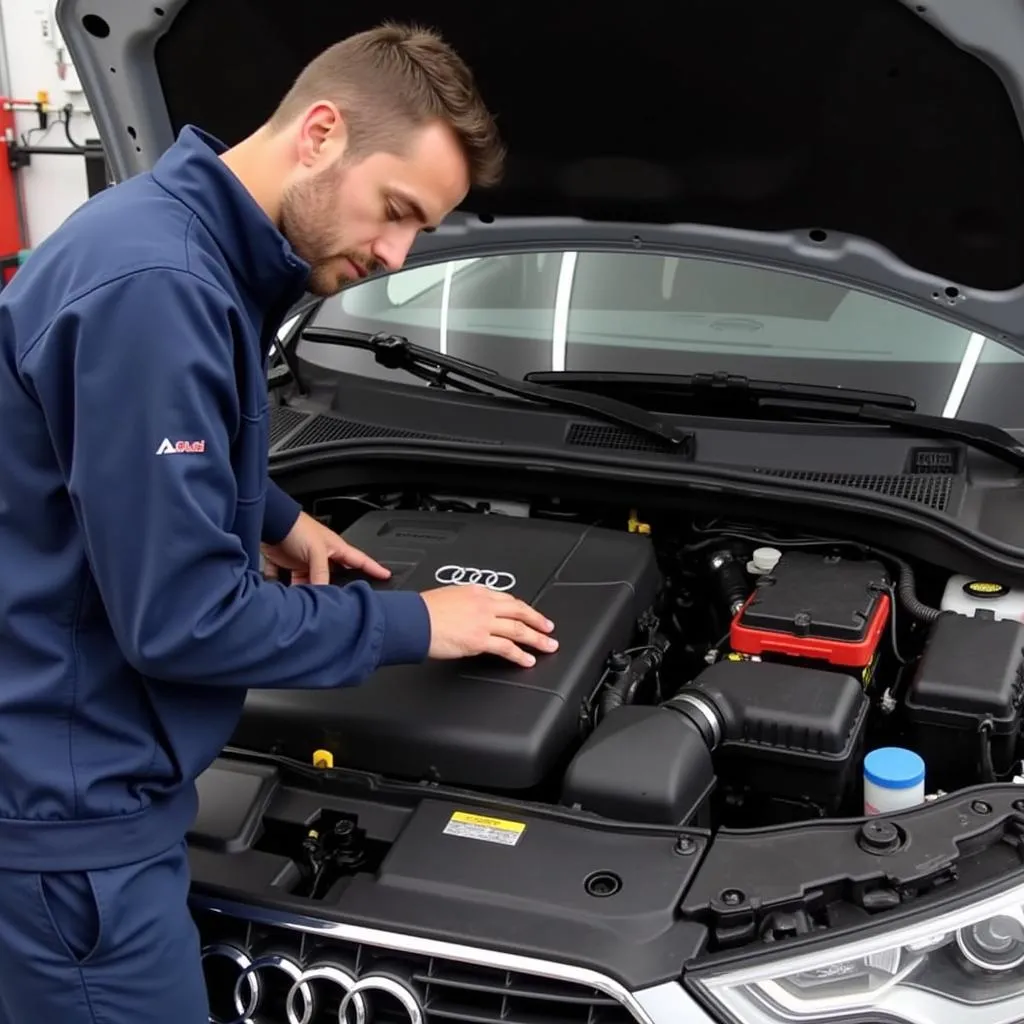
[234,511,661,789]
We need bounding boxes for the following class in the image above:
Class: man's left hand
[262,511,391,586]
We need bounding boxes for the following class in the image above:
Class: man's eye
[386,204,403,222]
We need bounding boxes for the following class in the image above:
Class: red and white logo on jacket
[155,438,206,455]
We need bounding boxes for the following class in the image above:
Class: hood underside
[55,0,1024,349]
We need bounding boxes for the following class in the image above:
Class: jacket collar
[151,125,310,309]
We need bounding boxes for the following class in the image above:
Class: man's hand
[262,512,391,586]
[264,514,557,668]
[420,585,558,668]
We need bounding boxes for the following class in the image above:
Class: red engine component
[729,552,891,671]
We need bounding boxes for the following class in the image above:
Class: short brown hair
[268,22,505,187]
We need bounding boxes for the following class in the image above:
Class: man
[0,23,557,1024]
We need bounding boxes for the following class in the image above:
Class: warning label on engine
[443,811,526,846]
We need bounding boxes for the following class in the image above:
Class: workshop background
[0,0,104,284]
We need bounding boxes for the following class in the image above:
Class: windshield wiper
[763,398,1024,474]
[527,370,1024,474]
[300,329,693,453]
[525,370,918,411]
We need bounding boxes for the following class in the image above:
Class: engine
[233,495,1024,832]
[563,547,890,826]
[235,509,661,790]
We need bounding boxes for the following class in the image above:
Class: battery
[729,552,891,670]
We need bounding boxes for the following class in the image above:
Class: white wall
[0,0,97,248]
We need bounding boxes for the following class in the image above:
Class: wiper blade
[762,398,1024,474]
[524,370,917,411]
[525,369,1024,473]
[301,328,693,453]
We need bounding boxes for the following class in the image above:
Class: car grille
[193,902,640,1024]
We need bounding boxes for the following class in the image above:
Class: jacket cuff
[262,480,302,544]
[374,590,432,665]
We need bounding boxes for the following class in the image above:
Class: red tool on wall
[0,97,27,287]
[0,94,107,289]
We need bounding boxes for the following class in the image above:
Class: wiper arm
[524,370,918,411]
[526,369,1024,473]
[763,398,1024,474]
[301,328,693,453]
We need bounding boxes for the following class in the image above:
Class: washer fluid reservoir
[941,575,1024,622]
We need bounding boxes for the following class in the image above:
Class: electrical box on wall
[31,0,83,94]
[31,1,55,42]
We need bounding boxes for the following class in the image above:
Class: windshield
[298,250,1024,428]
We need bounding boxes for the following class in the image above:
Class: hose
[979,719,997,783]
[598,677,632,718]
[888,554,941,623]
[684,524,942,625]
[598,643,666,718]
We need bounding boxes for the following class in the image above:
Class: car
[58,1,1024,1022]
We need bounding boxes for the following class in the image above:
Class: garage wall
[0,0,98,248]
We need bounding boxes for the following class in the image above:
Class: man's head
[253,22,504,296]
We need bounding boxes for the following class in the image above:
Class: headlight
[693,880,1024,1024]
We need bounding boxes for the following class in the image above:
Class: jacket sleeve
[263,478,302,544]
[18,267,431,688]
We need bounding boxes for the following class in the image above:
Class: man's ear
[296,102,348,167]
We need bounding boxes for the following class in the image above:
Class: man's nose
[371,226,418,273]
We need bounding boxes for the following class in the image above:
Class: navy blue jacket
[0,126,430,871]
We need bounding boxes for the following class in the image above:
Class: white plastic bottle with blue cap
[863,747,926,815]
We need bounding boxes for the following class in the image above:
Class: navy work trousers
[0,840,209,1023]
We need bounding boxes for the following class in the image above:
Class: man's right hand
[420,585,558,668]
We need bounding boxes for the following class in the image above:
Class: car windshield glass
[298,249,1024,428]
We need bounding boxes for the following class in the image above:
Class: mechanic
[0,23,557,1024]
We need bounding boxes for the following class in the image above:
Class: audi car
[56,1,1024,1023]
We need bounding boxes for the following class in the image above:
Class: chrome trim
[201,943,261,1023]
[202,945,425,1024]
[236,953,305,1024]
[189,894,703,1024]
[289,966,366,1024]
[631,980,715,1023]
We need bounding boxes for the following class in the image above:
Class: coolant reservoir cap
[864,747,925,790]
[749,546,782,574]
[963,580,1009,599]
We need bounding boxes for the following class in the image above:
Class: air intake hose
[664,657,869,760]
[661,690,723,750]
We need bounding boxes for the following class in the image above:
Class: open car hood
[55,0,1024,352]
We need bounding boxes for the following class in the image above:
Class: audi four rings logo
[201,945,424,1024]
[433,564,516,592]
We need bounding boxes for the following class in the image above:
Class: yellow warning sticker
[443,811,526,846]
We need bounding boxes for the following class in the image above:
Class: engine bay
[233,487,1024,839]
[238,509,661,790]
